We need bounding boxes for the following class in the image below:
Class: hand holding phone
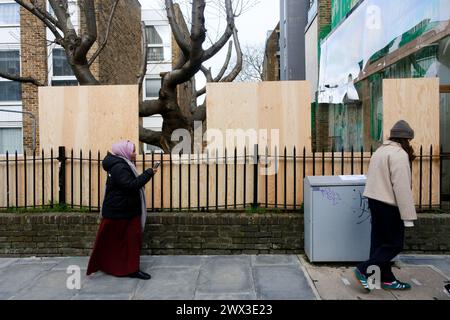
[153,161,161,172]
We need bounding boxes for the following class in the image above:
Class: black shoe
[128,270,151,280]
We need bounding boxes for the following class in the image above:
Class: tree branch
[88,0,120,67]
[0,71,44,86]
[49,0,74,34]
[78,0,97,57]
[166,0,190,58]
[139,99,163,117]
[138,21,149,99]
[202,0,234,62]
[164,0,207,88]
[221,26,242,82]
[139,126,163,150]
[15,0,63,44]
[191,101,206,122]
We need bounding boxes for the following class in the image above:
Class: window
[0,127,23,154]
[145,78,161,99]
[0,50,20,75]
[0,3,20,25]
[0,50,21,102]
[51,80,78,87]
[149,47,164,61]
[0,81,21,101]
[146,26,165,62]
[50,48,78,87]
[146,26,163,44]
[52,49,74,77]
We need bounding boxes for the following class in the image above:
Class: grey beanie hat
[390,120,414,139]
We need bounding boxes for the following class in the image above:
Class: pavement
[0,254,449,300]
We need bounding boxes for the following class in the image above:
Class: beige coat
[363,140,417,221]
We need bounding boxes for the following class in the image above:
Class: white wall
[305,16,318,102]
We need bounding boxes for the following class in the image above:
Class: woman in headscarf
[87,140,158,280]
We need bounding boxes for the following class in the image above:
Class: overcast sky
[139,0,280,89]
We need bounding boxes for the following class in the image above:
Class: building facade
[263,23,281,81]
[280,0,309,81]
[305,0,450,201]
[0,0,142,154]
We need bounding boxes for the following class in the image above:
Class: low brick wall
[0,212,449,257]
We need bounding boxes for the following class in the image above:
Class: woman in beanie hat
[354,120,417,291]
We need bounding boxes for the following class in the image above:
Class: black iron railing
[0,145,448,212]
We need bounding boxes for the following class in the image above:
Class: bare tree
[139,0,242,152]
[235,43,264,82]
[0,0,121,85]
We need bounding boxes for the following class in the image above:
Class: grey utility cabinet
[304,175,371,262]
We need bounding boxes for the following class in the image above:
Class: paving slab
[196,256,253,294]
[11,269,88,300]
[386,266,450,300]
[251,255,299,266]
[49,257,90,271]
[134,267,199,300]
[194,292,257,300]
[0,258,18,269]
[253,265,316,300]
[302,263,396,300]
[0,263,56,297]
[82,272,139,294]
[149,255,205,268]
[71,293,132,300]
[398,255,450,279]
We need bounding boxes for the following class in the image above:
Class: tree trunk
[72,63,100,85]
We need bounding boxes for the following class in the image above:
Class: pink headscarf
[112,140,135,161]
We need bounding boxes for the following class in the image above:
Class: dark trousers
[356,198,405,283]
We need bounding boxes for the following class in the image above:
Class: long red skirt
[87,215,142,277]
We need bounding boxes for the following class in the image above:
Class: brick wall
[318,0,332,41]
[314,104,330,151]
[263,23,280,81]
[95,0,142,85]
[20,0,48,154]
[0,212,449,257]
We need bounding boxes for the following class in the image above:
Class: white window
[52,48,74,77]
[50,48,78,87]
[0,2,20,25]
[146,26,164,62]
[145,78,161,100]
[0,127,23,154]
[0,50,21,102]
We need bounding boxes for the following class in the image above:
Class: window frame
[0,47,22,104]
[49,46,78,87]
[0,126,23,154]
[0,1,20,27]
[147,25,165,62]
[143,76,162,101]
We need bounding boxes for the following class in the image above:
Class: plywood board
[39,85,139,154]
[383,78,440,205]
[206,81,312,154]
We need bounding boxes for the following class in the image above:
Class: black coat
[101,153,154,220]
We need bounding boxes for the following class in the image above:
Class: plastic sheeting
[318,0,450,104]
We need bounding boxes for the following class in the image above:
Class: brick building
[263,23,280,81]
[0,0,142,154]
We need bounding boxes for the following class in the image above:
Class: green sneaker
[382,280,412,290]
[353,268,371,292]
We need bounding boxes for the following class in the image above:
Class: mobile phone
[153,161,161,169]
